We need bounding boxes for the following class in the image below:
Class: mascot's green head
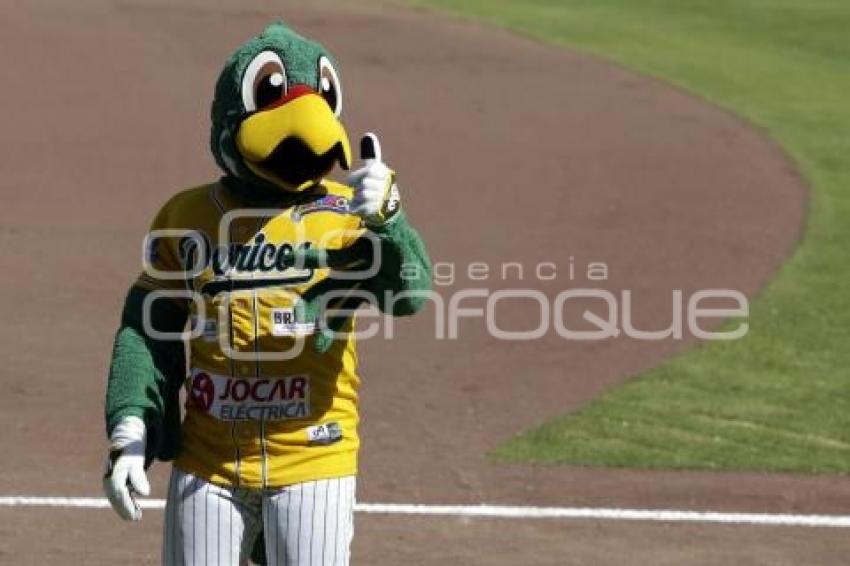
[211,21,351,193]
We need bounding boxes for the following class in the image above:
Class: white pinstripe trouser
[163,467,356,566]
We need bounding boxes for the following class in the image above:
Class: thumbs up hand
[346,132,402,227]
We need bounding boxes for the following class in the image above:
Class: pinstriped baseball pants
[163,467,356,566]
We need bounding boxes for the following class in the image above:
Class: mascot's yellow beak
[236,85,352,191]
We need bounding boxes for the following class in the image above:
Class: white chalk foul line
[358,504,850,528]
[2,497,850,528]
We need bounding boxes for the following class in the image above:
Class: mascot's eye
[318,56,342,116]
[242,51,287,112]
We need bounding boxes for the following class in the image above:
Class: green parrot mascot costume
[103,21,431,565]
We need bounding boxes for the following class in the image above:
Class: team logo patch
[291,195,349,221]
[188,370,310,421]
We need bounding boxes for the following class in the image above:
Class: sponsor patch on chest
[188,370,310,421]
[271,308,315,336]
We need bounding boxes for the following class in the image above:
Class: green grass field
[411,0,850,473]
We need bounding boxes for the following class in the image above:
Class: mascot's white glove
[347,132,402,228]
[102,416,149,521]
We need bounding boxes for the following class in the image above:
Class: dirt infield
[2,0,844,563]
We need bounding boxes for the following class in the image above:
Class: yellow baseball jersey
[138,180,365,489]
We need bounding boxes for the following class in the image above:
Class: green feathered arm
[105,286,188,464]
[363,211,432,315]
[293,211,432,352]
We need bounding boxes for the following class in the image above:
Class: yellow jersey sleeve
[136,186,219,294]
